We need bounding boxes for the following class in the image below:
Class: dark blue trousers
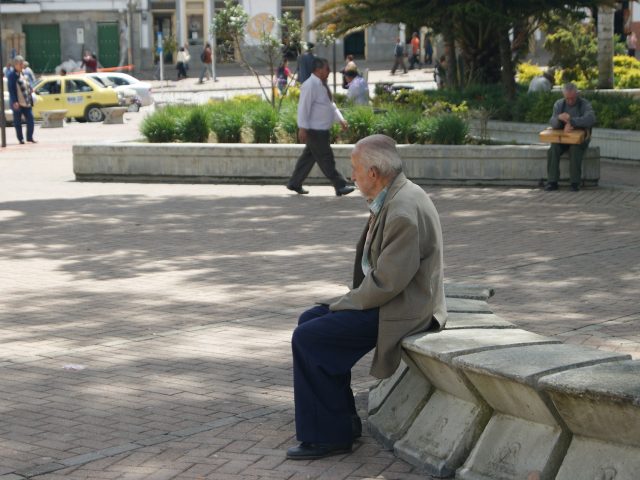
[292,304,379,444]
[12,106,34,143]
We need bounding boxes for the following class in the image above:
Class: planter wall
[470,120,640,163]
[73,143,600,187]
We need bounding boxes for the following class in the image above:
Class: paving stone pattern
[0,110,639,479]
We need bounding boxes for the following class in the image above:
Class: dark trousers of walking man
[288,130,349,193]
[13,106,35,144]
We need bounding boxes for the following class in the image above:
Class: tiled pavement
[1,109,640,479]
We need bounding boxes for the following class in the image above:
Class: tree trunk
[498,26,516,99]
[597,6,615,89]
[444,29,458,89]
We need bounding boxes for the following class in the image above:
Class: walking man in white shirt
[287,58,355,196]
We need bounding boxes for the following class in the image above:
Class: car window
[36,80,62,95]
[99,77,116,87]
[66,79,93,93]
[109,76,128,86]
[90,76,107,87]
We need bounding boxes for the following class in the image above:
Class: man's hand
[297,128,307,144]
[558,112,571,123]
[564,122,574,133]
[12,102,19,111]
[340,120,348,131]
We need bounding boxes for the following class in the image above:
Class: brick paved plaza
[1,102,639,479]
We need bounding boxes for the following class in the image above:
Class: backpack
[200,50,206,62]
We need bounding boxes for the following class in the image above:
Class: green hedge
[140,98,471,145]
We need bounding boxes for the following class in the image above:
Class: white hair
[353,134,403,178]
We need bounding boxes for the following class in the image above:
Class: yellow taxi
[32,74,123,122]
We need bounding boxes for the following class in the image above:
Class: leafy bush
[208,103,244,143]
[140,109,179,143]
[517,62,543,87]
[341,106,375,143]
[246,101,278,143]
[177,106,210,143]
[371,108,421,143]
[414,114,468,145]
[276,100,298,143]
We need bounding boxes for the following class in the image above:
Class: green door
[23,24,61,73]
[98,23,120,68]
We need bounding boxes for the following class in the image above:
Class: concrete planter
[73,142,600,187]
[469,119,640,162]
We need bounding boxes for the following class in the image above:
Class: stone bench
[391,328,560,478]
[41,109,67,128]
[367,286,640,479]
[102,107,128,124]
[453,344,629,480]
[540,360,640,480]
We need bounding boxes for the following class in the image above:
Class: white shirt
[297,73,344,130]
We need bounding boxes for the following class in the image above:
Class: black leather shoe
[336,185,355,196]
[27,139,37,143]
[287,185,309,195]
[18,140,25,145]
[286,442,352,460]
[570,183,580,192]
[351,415,362,439]
[544,182,558,191]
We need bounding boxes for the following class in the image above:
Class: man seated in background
[344,70,369,105]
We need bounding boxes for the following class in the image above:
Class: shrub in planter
[177,106,211,143]
[209,103,244,143]
[341,106,375,143]
[414,114,468,145]
[372,107,421,143]
[246,102,278,143]
[140,109,179,143]
[513,91,560,123]
[517,62,543,87]
[276,101,298,143]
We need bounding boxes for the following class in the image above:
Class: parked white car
[97,73,154,107]
[86,73,141,111]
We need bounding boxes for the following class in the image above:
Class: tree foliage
[312,0,616,96]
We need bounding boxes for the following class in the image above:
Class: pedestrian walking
[176,46,190,80]
[197,42,213,84]
[390,37,407,75]
[286,57,354,196]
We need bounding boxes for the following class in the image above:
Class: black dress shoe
[287,185,309,195]
[27,139,37,144]
[544,182,558,191]
[336,185,355,196]
[286,442,352,460]
[18,140,25,145]
[570,183,580,192]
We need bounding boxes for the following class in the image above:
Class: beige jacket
[330,173,447,378]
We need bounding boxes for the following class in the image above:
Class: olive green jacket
[330,173,447,378]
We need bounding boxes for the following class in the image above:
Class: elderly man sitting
[545,82,596,192]
[286,134,447,460]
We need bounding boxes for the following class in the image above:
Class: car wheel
[128,103,140,112]
[85,105,104,122]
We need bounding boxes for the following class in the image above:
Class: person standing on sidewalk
[390,37,407,75]
[409,32,421,70]
[286,58,354,196]
[176,46,190,80]
[545,83,596,192]
[286,134,447,460]
[197,43,213,84]
[7,55,36,145]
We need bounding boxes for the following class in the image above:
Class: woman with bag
[176,46,190,80]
